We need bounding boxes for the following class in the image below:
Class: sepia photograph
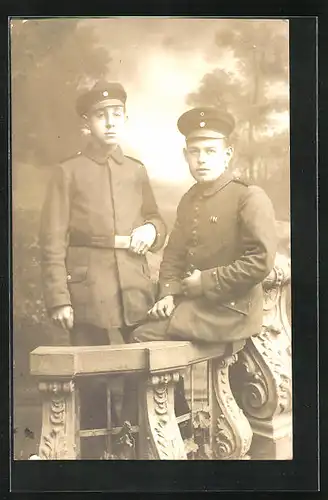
[11,16,292,462]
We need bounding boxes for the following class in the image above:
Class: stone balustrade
[29,252,292,460]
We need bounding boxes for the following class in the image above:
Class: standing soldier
[39,81,166,457]
[132,107,277,344]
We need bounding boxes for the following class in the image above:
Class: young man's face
[184,137,232,183]
[87,105,126,146]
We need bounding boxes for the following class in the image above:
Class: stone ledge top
[30,339,245,377]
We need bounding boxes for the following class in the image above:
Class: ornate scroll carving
[138,372,187,460]
[229,252,292,458]
[262,252,291,342]
[210,355,253,460]
[233,253,292,421]
[38,380,79,460]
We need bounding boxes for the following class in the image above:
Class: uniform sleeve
[201,186,277,301]
[158,197,189,298]
[139,165,167,252]
[39,164,71,312]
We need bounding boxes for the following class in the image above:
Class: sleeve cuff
[144,218,167,252]
[158,280,182,299]
[201,268,221,293]
[44,291,72,313]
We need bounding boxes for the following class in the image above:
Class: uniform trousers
[70,320,191,458]
[121,317,191,436]
[69,323,132,458]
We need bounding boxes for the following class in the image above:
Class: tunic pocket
[66,246,90,276]
[67,264,89,309]
[220,297,251,316]
[67,265,88,284]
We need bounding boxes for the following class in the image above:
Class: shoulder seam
[232,178,250,187]
[124,155,144,166]
[60,151,82,164]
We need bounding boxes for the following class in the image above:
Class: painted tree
[11,20,111,402]
[187,19,289,184]
[11,18,110,167]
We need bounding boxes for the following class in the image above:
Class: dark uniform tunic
[132,170,277,344]
[40,139,167,334]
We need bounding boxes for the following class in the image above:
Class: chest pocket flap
[221,296,251,316]
[67,265,88,284]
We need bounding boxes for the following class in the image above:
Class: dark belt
[69,234,131,249]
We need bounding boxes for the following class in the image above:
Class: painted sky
[81,18,289,183]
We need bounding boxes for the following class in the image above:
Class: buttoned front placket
[187,192,203,265]
[106,157,117,237]
[188,188,224,291]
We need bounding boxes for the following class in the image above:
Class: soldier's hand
[148,295,175,320]
[51,305,74,330]
[130,223,156,255]
[181,269,203,298]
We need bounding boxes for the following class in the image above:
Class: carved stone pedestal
[138,372,187,460]
[210,355,253,459]
[231,252,292,460]
[38,380,80,460]
[236,332,293,460]
[248,412,293,460]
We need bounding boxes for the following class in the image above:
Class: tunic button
[165,284,169,287]
[230,301,235,306]
[67,274,72,281]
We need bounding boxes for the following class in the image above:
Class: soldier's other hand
[130,223,156,255]
[181,269,203,298]
[148,295,175,320]
[51,305,74,330]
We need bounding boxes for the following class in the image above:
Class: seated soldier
[120,107,278,434]
[132,106,277,344]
